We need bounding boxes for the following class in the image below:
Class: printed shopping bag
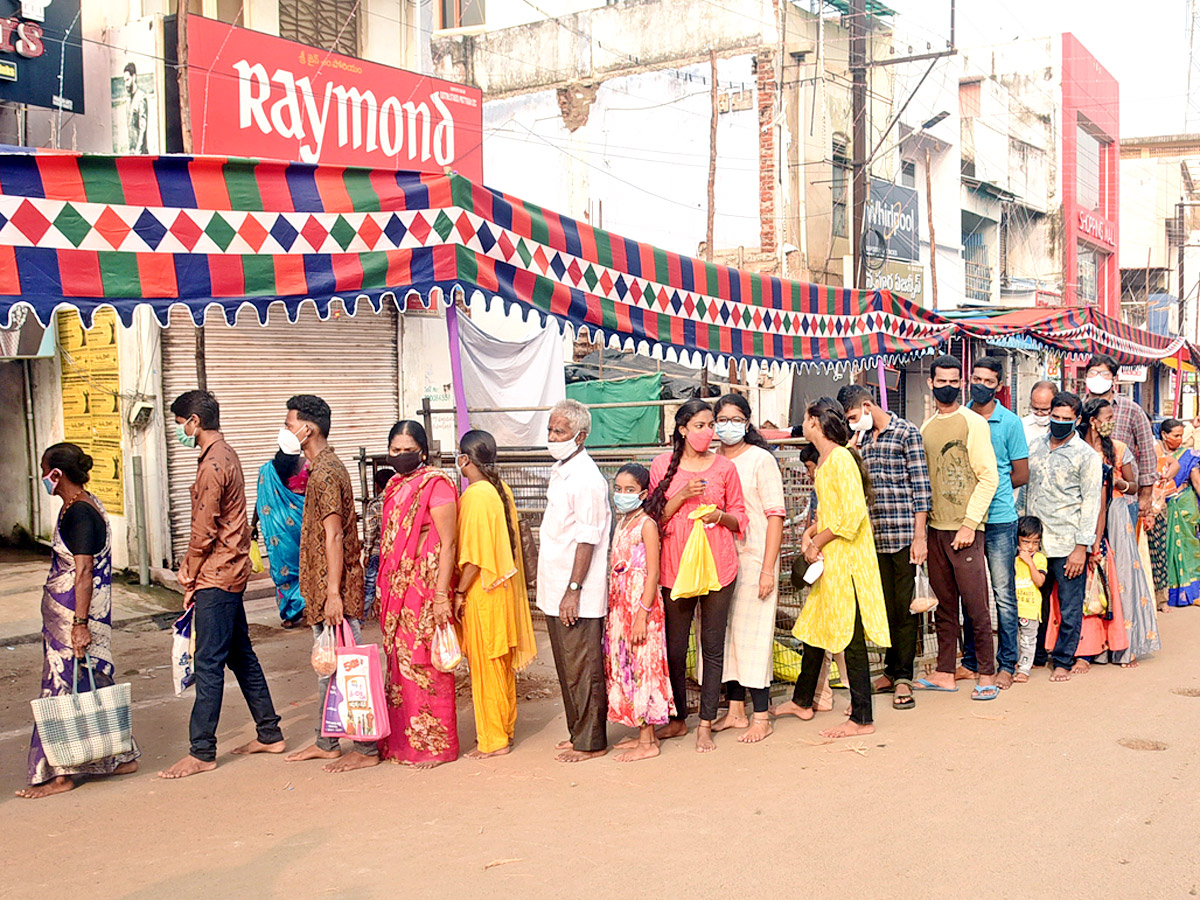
[171,607,197,696]
[670,504,722,600]
[321,622,391,742]
[30,653,133,769]
[909,565,939,614]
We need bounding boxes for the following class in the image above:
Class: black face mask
[932,384,960,405]
[969,383,996,406]
[388,451,423,475]
[1049,419,1076,441]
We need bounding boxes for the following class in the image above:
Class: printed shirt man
[299,447,365,624]
[859,413,932,554]
[1023,433,1102,559]
[1111,393,1156,488]
[179,438,251,595]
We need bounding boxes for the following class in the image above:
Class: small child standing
[362,466,395,620]
[1014,515,1048,683]
[604,463,673,762]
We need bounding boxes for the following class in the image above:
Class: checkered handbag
[30,654,133,769]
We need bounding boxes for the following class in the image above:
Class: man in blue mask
[964,356,1029,690]
[1020,391,1102,682]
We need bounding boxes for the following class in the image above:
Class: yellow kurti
[793,446,891,653]
[457,481,538,752]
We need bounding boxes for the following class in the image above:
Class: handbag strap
[72,652,97,695]
[337,619,357,648]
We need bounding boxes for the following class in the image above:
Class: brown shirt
[300,447,364,624]
[179,437,251,594]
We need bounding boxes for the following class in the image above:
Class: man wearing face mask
[836,384,931,710]
[282,394,375,774]
[1023,381,1057,447]
[917,356,1000,698]
[159,391,285,780]
[537,399,611,762]
[963,356,1029,690]
[1084,354,1156,517]
[1020,392,1102,681]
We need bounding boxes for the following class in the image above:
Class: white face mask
[1031,413,1050,426]
[547,435,579,461]
[1086,374,1114,395]
[849,412,873,433]
[277,426,303,456]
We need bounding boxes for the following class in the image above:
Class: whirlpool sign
[865,179,920,263]
[0,0,85,112]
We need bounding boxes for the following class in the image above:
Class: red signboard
[186,16,483,180]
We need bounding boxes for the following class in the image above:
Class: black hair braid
[478,462,519,559]
[644,434,684,527]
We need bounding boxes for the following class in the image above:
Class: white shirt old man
[536,448,611,618]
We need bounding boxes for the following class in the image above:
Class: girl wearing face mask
[644,399,748,753]
[1157,419,1200,607]
[374,420,461,768]
[711,394,785,744]
[252,430,312,628]
[603,464,672,761]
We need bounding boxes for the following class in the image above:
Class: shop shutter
[161,301,399,565]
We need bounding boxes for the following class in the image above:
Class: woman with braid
[646,399,748,753]
[454,430,539,758]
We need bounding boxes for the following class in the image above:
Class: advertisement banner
[107,16,165,154]
[866,179,920,262]
[0,0,84,112]
[186,16,483,180]
[863,261,925,301]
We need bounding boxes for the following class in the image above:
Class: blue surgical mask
[613,492,643,514]
[42,474,58,496]
[175,421,197,449]
[714,422,747,446]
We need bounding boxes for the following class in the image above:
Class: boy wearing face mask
[964,356,1029,691]
[1084,354,1156,517]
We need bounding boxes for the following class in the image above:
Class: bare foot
[771,700,814,720]
[612,735,640,750]
[286,743,341,763]
[872,675,894,693]
[231,739,286,756]
[157,755,217,779]
[615,741,660,762]
[322,751,381,774]
[1120,659,1140,669]
[996,671,1014,690]
[738,716,773,743]
[954,666,977,681]
[1012,672,1030,683]
[1071,659,1091,676]
[654,720,688,741]
[1050,667,1072,682]
[814,699,834,713]
[555,740,573,751]
[411,760,450,770]
[114,761,139,776]
[556,748,607,763]
[711,713,749,732]
[15,775,75,799]
[818,720,876,739]
[465,745,512,760]
[695,723,716,753]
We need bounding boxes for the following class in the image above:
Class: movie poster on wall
[107,16,165,154]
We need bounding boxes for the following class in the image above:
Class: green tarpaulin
[566,373,662,446]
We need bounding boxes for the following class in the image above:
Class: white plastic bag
[909,565,939,614]
[171,607,196,696]
[311,626,337,676]
[431,623,462,673]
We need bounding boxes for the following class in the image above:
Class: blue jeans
[960,521,1019,674]
[1043,556,1086,669]
[312,618,378,756]
[363,555,380,620]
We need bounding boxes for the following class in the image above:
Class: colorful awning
[0,152,955,372]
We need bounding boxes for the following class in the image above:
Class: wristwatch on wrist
[568,581,582,592]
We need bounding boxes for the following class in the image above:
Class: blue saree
[256,460,306,621]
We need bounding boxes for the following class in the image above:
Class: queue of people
[17,351,1199,795]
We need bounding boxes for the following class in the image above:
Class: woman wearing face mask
[1157,419,1200,607]
[455,430,538,759]
[17,443,140,799]
[375,420,460,768]
[645,399,748,753]
[711,394,785,744]
[252,428,311,628]
[603,463,672,761]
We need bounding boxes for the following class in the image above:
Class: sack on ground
[30,654,133,769]
[321,622,391,742]
[910,565,939,614]
[671,505,722,600]
[431,622,462,673]
[171,606,196,696]
[311,625,337,676]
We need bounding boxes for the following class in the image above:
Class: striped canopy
[0,152,954,372]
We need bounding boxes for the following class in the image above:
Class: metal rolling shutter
[162,302,399,565]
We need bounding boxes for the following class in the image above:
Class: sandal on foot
[893,692,915,710]
[971,685,1001,701]
[913,677,958,692]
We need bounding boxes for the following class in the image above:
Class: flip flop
[972,685,1001,701]
[913,677,958,692]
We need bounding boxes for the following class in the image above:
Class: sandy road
[1,608,1198,900]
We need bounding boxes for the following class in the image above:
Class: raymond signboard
[0,0,84,112]
[184,16,483,179]
[865,178,920,262]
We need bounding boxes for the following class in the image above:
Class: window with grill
[441,0,485,29]
[279,0,359,57]
[832,134,850,239]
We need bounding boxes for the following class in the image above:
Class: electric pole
[850,0,868,290]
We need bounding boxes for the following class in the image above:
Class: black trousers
[726,681,771,714]
[663,581,735,722]
[190,587,283,762]
[878,547,918,683]
[545,615,608,752]
[791,598,873,725]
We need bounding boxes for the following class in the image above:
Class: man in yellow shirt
[917,355,1000,700]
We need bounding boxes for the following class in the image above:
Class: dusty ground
[1,602,1199,900]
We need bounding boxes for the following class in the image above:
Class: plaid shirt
[859,413,933,554]
[1111,393,1157,486]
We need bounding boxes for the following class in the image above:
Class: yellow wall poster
[57,310,124,515]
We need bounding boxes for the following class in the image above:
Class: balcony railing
[965,260,992,302]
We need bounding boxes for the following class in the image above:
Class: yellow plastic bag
[249,538,265,574]
[670,504,722,600]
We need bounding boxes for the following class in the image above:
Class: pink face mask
[687,427,714,453]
